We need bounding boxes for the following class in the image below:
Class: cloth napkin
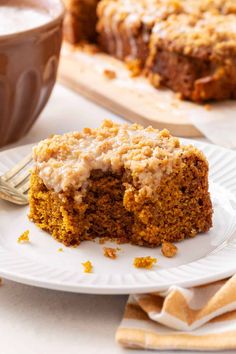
[116,275,236,351]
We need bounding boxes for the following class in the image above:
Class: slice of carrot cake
[29,120,213,247]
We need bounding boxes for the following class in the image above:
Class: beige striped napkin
[116,275,236,351]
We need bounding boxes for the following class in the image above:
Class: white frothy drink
[0,6,52,35]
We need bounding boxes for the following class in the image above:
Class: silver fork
[0,153,33,205]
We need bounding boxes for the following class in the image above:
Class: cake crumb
[204,104,212,111]
[125,59,142,77]
[17,230,30,244]
[133,256,157,269]
[148,72,162,88]
[175,92,184,100]
[161,242,178,258]
[103,247,117,259]
[58,248,63,252]
[103,69,117,80]
[82,260,93,273]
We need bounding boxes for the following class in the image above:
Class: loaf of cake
[96,0,236,101]
[97,0,184,68]
[63,0,236,45]
[147,13,236,101]
[63,0,236,102]
[96,0,236,66]
[29,120,213,247]
[63,0,100,43]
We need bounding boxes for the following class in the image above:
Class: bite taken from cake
[29,120,213,247]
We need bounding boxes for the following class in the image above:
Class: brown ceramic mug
[0,0,64,147]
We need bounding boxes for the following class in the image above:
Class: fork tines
[0,153,33,205]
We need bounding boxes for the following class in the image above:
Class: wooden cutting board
[58,45,203,137]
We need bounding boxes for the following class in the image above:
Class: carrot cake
[29,120,213,247]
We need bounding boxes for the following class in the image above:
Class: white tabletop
[0,84,229,354]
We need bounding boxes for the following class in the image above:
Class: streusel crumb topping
[152,13,236,60]
[33,120,205,200]
[97,0,184,28]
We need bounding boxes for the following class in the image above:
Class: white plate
[0,141,236,294]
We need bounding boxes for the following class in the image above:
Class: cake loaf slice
[63,0,100,44]
[147,13,236,102]
[29,120,212,247]
[97,0,184,70]
[96,0,230,67]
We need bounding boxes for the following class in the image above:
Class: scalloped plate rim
[0,140,235,294]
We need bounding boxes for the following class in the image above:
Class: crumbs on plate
[133,256,157,269]
[103,247,117,259]
[82,260,93,273]
[17,230,30,244]
[58,248,64,252]
[161,241,178,258]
